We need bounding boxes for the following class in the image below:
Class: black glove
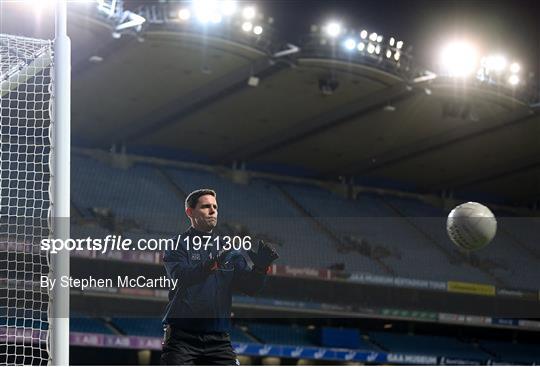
[205,249,242,271]
[248,241,279,273]
[203,249,230,271]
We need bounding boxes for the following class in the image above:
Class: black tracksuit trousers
[161,326,239,366]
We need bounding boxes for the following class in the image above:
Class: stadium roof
[1,1,539,204]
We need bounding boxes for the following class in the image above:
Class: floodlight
[242,6,256,19]
[325,22,342,38]
[220,0,237,16]
[22,0,54,7]
[508,74,519,86]
[248,76,260,87]
[394,51,401,61]
[210,13,222,23]
[440,41,478,77]
[377,35,383,43]
[386,49,392,58]
[360,30,368,39]
[22,0,56,15]
[357,42,365,51]
[178,8,191,20]
[367,43,375,54]
[369,32,377,41]
[193,0,220,24]
[389,37,395,46]
[253,25,263,35]
[344,38,356,50]
[485,55,507,72]
[242,22,253,32]
[510,62,520,73]
[375,44,381,54]
[396,40,403,49]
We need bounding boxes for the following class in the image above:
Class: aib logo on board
[234,344,248,354]
[314,349,326,359]
[367,352,379,362]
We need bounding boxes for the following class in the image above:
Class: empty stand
[70,152,540,290]
[369,331,491,360]
[70,318,114,335]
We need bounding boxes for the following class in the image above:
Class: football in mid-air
[446,202,497,251]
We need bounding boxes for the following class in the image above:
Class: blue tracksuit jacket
[162,227,266,332]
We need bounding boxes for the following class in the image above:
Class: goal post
[50,0,71,365]
[0,1,71,365]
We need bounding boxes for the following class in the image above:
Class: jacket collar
[186,226,213,236]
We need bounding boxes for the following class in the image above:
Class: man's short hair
[185,189,216,209]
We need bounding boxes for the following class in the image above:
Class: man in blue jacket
[161,188,279,365]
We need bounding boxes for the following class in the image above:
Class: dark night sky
[261,0,540,73]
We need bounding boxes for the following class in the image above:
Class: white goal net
[0,34,53,365]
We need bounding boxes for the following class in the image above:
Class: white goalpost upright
[0,0,70,365]
[49,0,71,365]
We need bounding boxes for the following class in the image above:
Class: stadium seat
[481,340,540,363]
[247,323,317,346]
[369,331,491,360]
[110,318,163,337]
[70,317,115,335]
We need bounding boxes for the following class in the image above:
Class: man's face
[186,194,218,232]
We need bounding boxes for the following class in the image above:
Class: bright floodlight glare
[394,51,401,61]
[369,32,377,41]
[367,43,375,54]
[242,22,253,32]
[23,0,50,5]
[376,35,383,43]
[178,8,191,20]
[253,25,263,35]
[485,55,507,72]
[242,6,256,19]
[357,42,365,51]
[22,0,54,12]
[360,30,368,39]
[325,22,342,38]
[344,38,356,50]
[389,37,395,46]
[375,44,381,54]
[508,74,519,85]
[440,41,478,77]
[386,49,392,58]
[510,62,521,73]
[210,13,222,23]
[193,0,220,24]
[220,0,237,16]
[396,40,403,49]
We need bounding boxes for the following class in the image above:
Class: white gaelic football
[446,202,497,251]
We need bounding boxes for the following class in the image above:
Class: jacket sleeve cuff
[253,265,270,274]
